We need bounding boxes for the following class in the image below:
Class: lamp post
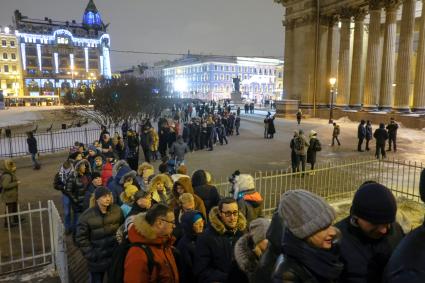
[329,77,337,124]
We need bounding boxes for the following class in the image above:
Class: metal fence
[212,157,425,216]
[0,200,68,282]
[0,124,137,158]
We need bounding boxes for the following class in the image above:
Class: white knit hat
[233,174,255,199]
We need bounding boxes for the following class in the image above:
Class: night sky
[0,0,284,71]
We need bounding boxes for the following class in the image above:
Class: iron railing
[0,200,68,282]
[212,157,425,216]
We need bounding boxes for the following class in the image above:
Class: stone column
[326,16,340,107]
[283,20,294,99]
[363,1,382,109]
[316,16,330,107]
[349,9,366,108]
[379,0,400,110]
[413,0,425,111]
[394,0,416,111]
[336,10,352,107]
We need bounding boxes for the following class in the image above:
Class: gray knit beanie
[279,190,336,239]
[249,218,270,245]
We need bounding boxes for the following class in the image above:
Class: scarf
[59,166,73,184]
[282,229,343,280]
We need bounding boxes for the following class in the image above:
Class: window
[10,41,15,47]
[12,65,16,72]
[11,53,16,60]
[3,53,7,59]
[1,40,6,47]
[4,65,9,72]
[232,66,235,72]
[220,66,223,71]
[214,65,218,71]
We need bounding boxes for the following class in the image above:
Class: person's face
[356,217,391,240]
[192,218,204,234]
[182,201,195,212]
[176,185,185,195]
[88,150,96,156]
[219,202,239,230]
[124,177,133,185]
[95,158,103,166]
[307,225,337,250]
[137,195,152,209]
[92,177,102,187]
[157,211,175,237]
[97,193,112,207]
[78,146,84,153]
[76,154,83,161]
[79,163,86,174]
[156,181,165,192]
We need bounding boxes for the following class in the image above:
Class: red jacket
[124,213,179,283]
[101,162,113,187]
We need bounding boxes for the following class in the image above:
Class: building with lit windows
[163,54,283,102]
[0,26,23,100]
[12,0,111,105]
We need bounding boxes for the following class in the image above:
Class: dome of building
[82,0,103,28]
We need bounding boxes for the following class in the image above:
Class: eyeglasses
[159,218,175,225]
[220,210,238,217]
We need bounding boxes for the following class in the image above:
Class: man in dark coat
[75,187,123,283]
[386,117,399,152]
[383,169,425,283]
[194,198,247,283]
[357,120,366,152]
[373,123,389,159]
[26,131,40,169]
[365,120,373,151]
[336,183,404,283]
[191,169,221,214]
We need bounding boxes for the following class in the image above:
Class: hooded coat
[176,210,205,283]
[170,137,189,162]
[75,202,123,272]
[0,160,19,203]
[65,159,92,213]
[107,160,136,206]
[234,175,263,224]
[124,213,179,283]
[193,206,247,283]
[170,176,207,219]
[192,170,221,214]
[149,174,173,205]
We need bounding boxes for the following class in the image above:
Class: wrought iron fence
[0,124,137,158]
[212,158,425,216]
[0,200,68,282]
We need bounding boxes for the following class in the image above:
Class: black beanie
[420,169,425,202]
[94,187,111,200]
[351,183,397,224]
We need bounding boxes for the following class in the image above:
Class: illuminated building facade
[13,0,111,105]
[163,54,283,101]
[0,26,23,100]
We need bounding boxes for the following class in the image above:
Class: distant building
[0,25,24,102]
[13,0,111,105]
[162,54,283,101]
[120,61,170,80]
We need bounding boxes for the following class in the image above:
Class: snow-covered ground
[0,106,64,128]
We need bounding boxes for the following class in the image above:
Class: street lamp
[329,77,337,124]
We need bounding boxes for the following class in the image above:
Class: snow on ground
[0,106,64,128]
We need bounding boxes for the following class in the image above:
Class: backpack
[294,136,305,153]
[108,239,156,283]
[313,139,322,152]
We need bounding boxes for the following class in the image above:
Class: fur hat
[138,162,154,176]
[233,174,255,199]
[121,184,139,203]
[279,190,336,239]
[149,174,173,192]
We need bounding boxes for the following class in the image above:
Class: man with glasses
[124,203,179,283]
[194,197,247,283]
[336,182,404,283]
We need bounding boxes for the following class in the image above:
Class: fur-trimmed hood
[172,176,194,198]
[234,234,259,275]
[74,159,91,176]
[208,206,247,235]
[1,159,16,173]
[112,160,129,178]
[113,162,136,185]
[128,212,175,246]
[148,174,173,192]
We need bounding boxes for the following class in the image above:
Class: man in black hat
[336,182,404,283]
[75,187,123,283]
[384,169,425,283]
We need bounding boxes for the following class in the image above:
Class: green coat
[1,170,19,203]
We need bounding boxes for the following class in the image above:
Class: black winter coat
[75,204,123,272]
[373,128,389,145]
[307,138,321,164]
[336,217,404,283]
[192,170,221,214]
[27,137,38,154]
[193,207,246,283]
[65,172,91,213]
[358,124,366,139]
[384,223,425,283]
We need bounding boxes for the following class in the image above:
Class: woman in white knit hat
[273,190,343,282]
